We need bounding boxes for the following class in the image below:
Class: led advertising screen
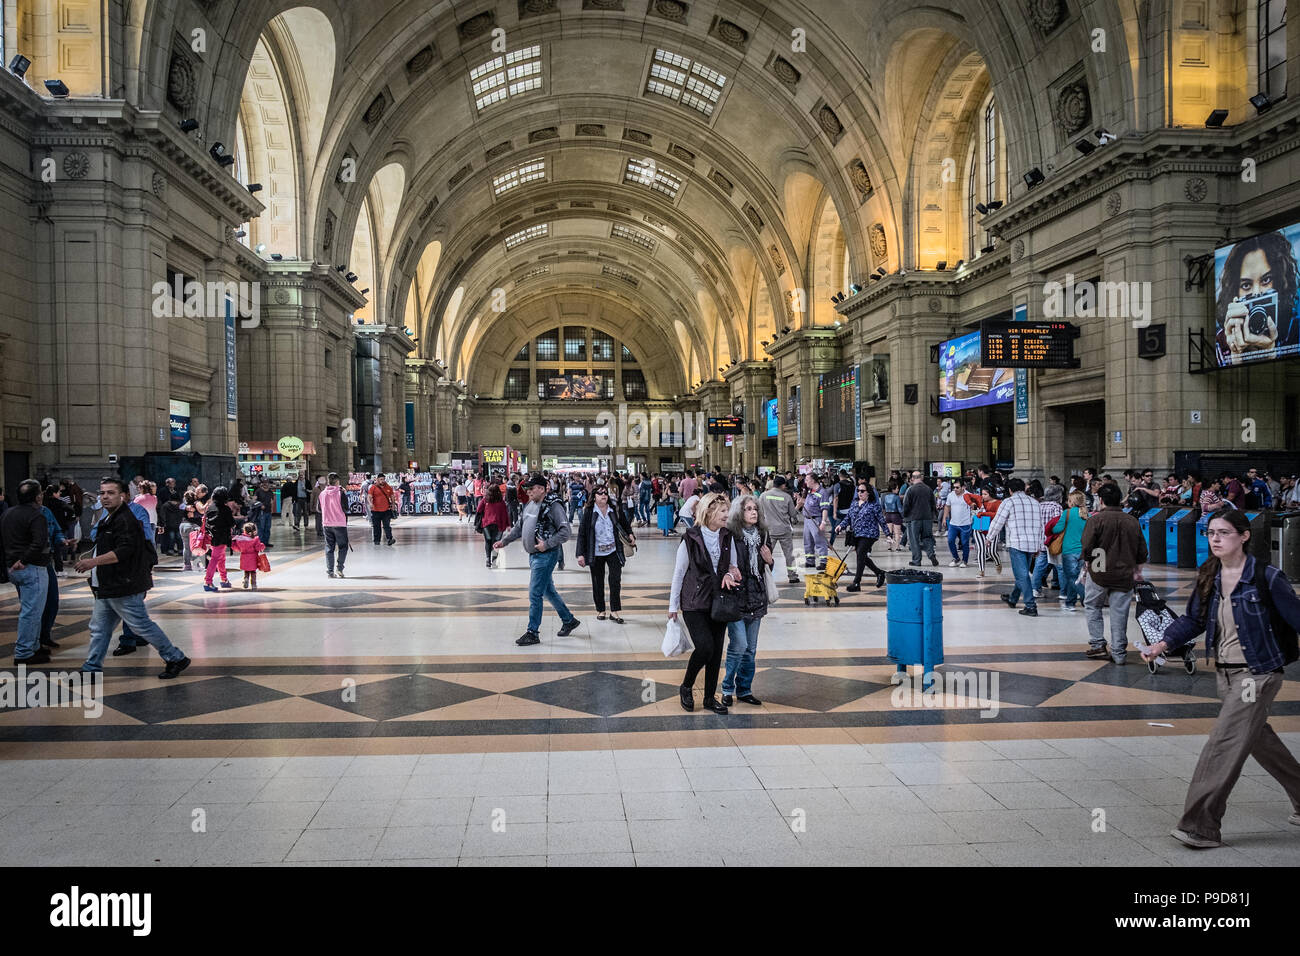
[764,398,778,437]
[545,374,602,399]
[1214,223,1300,367]
[929,461,963,478]
[938,330,1015,413]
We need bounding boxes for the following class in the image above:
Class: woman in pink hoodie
[231,521,267,589]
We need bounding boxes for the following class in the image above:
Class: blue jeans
[9,564,49,658]
[637,496,652,523]
[946,524,971,562]
[82,592,186,672]
[41,562,60,644]
[722,617,761,696]
[256,512,272,545]
[1007,548,1037,611]
[1060,552,1083,607]
[527,547,574,635]
[1031,552,1058,592]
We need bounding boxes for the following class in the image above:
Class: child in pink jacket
[231,522,267,590]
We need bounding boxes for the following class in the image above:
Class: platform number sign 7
[1137,323,1166,360]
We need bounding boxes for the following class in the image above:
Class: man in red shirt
[368,476,397,546]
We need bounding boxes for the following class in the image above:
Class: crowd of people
[5,457,1300,851]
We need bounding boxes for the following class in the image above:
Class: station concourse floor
[3,513,1300,867]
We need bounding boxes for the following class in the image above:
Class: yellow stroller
[804,547,849,606]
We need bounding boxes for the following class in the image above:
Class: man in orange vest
[368,476,397,546]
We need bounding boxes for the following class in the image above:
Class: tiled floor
[2,514,1299,866]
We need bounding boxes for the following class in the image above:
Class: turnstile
[1166,508,1196,566]
[1273,511,1300,580]
[1139,508,1171,564]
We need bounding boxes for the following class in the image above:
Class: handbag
[763,565,780,603]
[256,552,271,573]
[189,516,211,554]
[710,585,745,623]
[1045,514,1064,556]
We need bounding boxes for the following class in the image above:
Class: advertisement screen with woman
[1214,224,1300,367]
[937,330,1015,413]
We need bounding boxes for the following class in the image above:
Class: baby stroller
[1133,581,1196,674]
[804,547,849,606]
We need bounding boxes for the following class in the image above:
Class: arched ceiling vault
[129,0,1146,384]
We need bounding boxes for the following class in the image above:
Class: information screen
[764,398,778,437]
[980,320,1080,368]
[938,330,1015,413]
[707,416,743,435]
[818,366,859,444]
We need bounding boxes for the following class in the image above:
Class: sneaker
[1000,594,1016,608]
[1033,589,1043,598]
[515,631,541,646]
[220,581,232,589]
[845,584,861,592]
[336,569,345,579]
[1169,828,1221,849]
[960,562,968,568]
[1085,645,1111,659]
[949,560,960,567]
[111,644,138,657]
[930,556,939,567]
[1018,607,1038,617]
[159,656,191,680]
[556,618,581,637]
[15,649,51,666]
[203,585,219,593]
[327,571,336,578]
[1063,604,1077,611]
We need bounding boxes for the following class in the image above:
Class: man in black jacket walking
[76,477,190,679]
[2,479,51,664]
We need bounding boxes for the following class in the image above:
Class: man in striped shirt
[987,478,1044,616]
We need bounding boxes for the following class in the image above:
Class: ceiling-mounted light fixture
[232,229,247,239]
[270,253,284,261]
[1023,167,1045,188]
[8,55,31,79]
[254,243,266,254]
[875,267,887,277]
[1250,92,1273,113]
[1204,109,1229,128]
[44,79,69,98]
[936,261,947,270]
[975,202,989,215]
[246,183,263,194]
[986,200,1003,211]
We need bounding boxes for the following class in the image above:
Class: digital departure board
[980,320,1080,368]
[818,366,860,444]
[707,416,744,435]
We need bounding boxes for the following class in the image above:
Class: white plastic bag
[661,617,693,657]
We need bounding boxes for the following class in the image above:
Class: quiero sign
[277,436,305,459]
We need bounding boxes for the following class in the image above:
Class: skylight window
[492,159,546,196]
[624,158,682,199]
[611,224,658,250]
[471,46,543,112]
[504,223,548,250]
[645,49,726,117]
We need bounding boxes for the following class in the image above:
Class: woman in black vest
[721,494,772,707]
[668,492,739,714]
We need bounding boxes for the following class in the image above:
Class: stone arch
[809,193,850,327]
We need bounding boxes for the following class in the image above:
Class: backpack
[1254,561,1300,665]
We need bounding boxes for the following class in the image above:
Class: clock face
[732,400,744,417]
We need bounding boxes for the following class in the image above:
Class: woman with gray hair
[721,494,774,706]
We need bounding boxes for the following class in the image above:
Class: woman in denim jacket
[1144,509,1300,848]
[834,481,887,590]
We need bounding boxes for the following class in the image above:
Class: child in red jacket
[231,522,267,590]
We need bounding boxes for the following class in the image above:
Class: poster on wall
[1213,223,1300,367]
[169,399,191,452]
[545,375,602,399]
[937,330,1015,413]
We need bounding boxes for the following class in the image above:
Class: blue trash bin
[886,568,944,688]
[656,502,675,536]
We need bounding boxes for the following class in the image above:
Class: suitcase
[657,502,675,535]
[1133,581,1196,674]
